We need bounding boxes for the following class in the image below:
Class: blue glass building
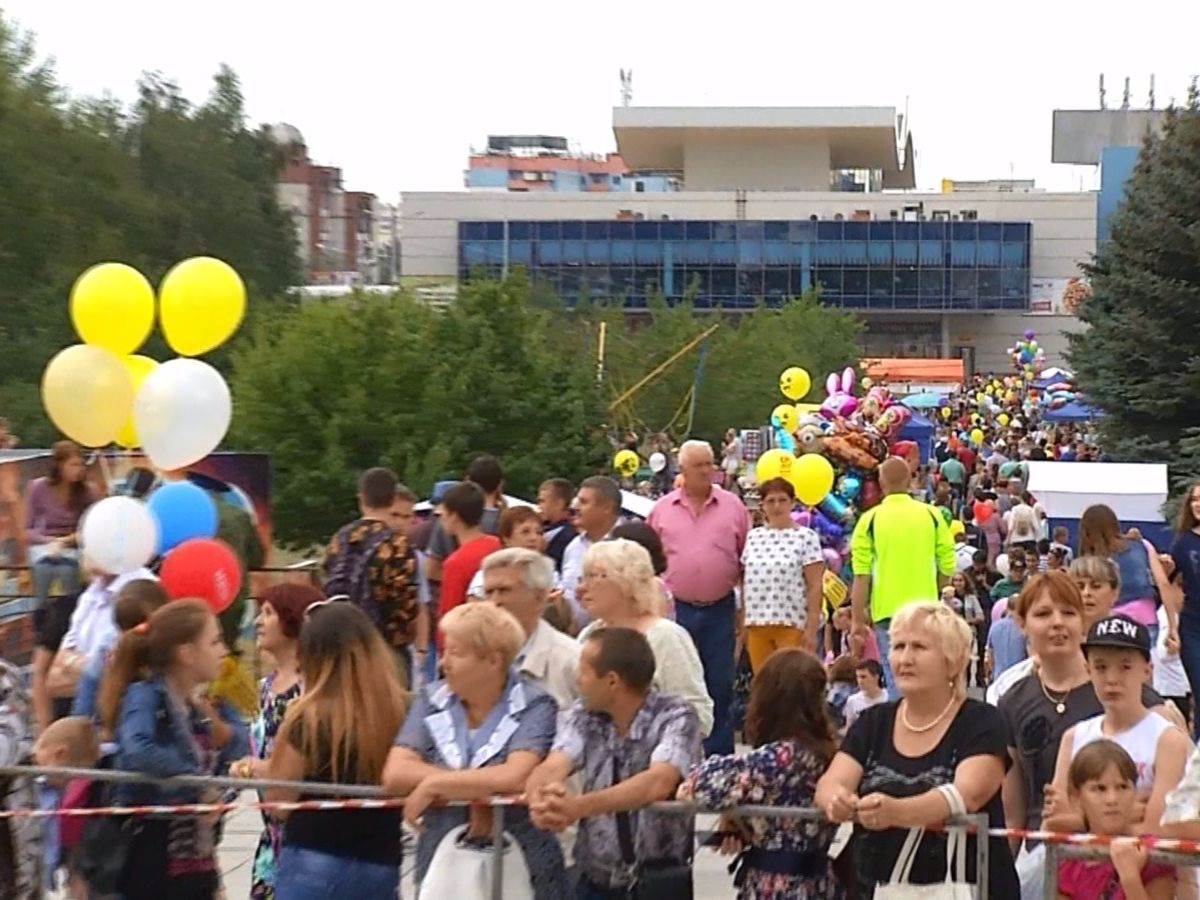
[458,218,1031,311]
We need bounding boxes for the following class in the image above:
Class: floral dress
[249,672,302,900]
[684,739,843,900]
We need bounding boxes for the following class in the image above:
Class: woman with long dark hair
[681,649,842,899]
[24,440,95,608]
[263,601,407,898]
[1171,482,1200,733]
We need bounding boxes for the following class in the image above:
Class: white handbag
[420,824,535,900]
[875,785,975,900]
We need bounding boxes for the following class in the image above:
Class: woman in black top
[816,601,1018,899]
[265,603,407,899]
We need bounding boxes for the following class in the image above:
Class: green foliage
[1067,85,1200,509]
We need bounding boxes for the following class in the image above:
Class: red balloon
[159,537,242,615]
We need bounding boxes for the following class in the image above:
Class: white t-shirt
[843,689,889,730]
[1072,711,1174,794]
[1153,605,1190,697]
[740,525,823,628]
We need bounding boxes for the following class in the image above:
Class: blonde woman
[815,601,1018,899]
[576,539,714,736]
[383,601,568,900]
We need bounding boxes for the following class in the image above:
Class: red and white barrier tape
[991,827,1200,854]
[0,797,407,819]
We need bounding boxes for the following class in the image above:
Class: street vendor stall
[1025,461,1171,549]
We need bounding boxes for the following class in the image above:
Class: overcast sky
[5,0,1197,200]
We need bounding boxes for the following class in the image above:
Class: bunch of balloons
[1008,329,1046,380]
[43,257,245,469]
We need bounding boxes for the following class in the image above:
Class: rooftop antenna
[1122,76,1131,109]
[619,69,633,108]
[1149,74,1156,109]
[1099,74,1107,110]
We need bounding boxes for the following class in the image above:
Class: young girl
[681,648,843,899]
[98,599,248,900]
[1044,615,1190,835]
[1057,740,1175,900]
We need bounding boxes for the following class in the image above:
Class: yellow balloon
[755,448,794,485]
[997,413,1010,428]
[771,403,799,434]
[861,377,874,390]
[949,520,965,538]
[41,344,133,447]
[779,367,811,401]
[159,257,247,356]
[70,263,155,356]
[115,355,160,448]
[613,449,639,477]
[970,428,984,446]
[792,453,835,505]
[940,406,952,419]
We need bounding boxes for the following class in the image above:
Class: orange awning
[862,358,964,383]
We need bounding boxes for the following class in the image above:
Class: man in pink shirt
[647,439,750,755]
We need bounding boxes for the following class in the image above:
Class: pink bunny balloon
[820,368,858,420]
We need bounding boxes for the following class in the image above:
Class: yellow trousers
[746,624,804,673]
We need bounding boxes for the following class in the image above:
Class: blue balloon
[820,494,850,522]
[839,474,862,501]
[773,425,795,453]
[147,481,218,554]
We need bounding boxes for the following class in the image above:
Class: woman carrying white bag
[815,602,1018,899]
[384,601,569,900]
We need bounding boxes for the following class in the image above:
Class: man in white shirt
[560,477,622,630]
[482,547,579,710]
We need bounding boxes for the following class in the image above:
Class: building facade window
[457,219,1031,311]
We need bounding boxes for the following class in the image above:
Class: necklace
[1039,677,1071,715]
[900,695,958,733]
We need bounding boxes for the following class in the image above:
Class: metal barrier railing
[0,764,991,900]
[1041,837,1200,899]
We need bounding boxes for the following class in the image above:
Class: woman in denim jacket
[97,599,248,900]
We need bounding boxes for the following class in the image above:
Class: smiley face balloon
[779,367,811,401]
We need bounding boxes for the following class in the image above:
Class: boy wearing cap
[1043,616,1190,834]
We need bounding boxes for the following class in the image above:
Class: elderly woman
[383,601,568,900]
[577,538,714,737]
[815,601,1018,899]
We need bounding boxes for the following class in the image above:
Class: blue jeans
[676,593,735,755]
[1178,610,1200,739]
[274,846,399,900]
[875,620,895,692]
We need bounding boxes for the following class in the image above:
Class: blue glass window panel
[683,241,710,264]
[842,293,869,309]
[686,221,713,239]
[764,221,789,240]
[586,240,610,264]
[868,242,892,265]
[919,221,946,240]
[952,269,977,301]
[584,221,609,240]
[817,221,843,240]
[1001,268,1028,297]
[483,222,504,240]
[668,265,687,297]
[896,222,920,240]
[484,242,506,264]
[661,221,684,240]
[764,267,790,298]
[842,241,868,265]
[894,240,918,265]
[462,222,487,240]
[561,221,583,239]
[764,241,790,264]
[977,240,1001,267]
[714,222,736,241]
[711,266,736,296]
[951,241,976,266]
[612,221,635,239]
[537,222,561,240]
[843,222,868,240]
[711,241,736,265]
[685,268,709,297]
[919,241,943,266]
[538,241,561,264]
[895,267,919,296]
[663,241,683,268]
[951,221,978,241]
[788,221,813,242]
[920,268,944,296]
[611,240,635,264]
[816,242,843,265]
[1003,223,1030,242]
[462,241,487,265]
[736,221,764,239]
[509,241,532,264]
[634,221,659,240]
[509,221,532,240]
[978,223,1002,241]
[978,269,1003,298]
[1001,242,1027,267]
[633,265,659,293]
[791,268,811,296]
[867,221,893,240]
[815,268,841,296]
[738,240,763,265]
[610,268,632,295]
[738,268,764,297]
[561,240,584,264]
[843,268,868,297]
[634,242,660,265]
[789,243,812,266]
[869,269,894,299]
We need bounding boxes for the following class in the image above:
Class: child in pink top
[1056,739,1174,900]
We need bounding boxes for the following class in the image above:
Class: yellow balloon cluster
[613,449,640,477]
[42,257,246,448]
[755,448,834,506]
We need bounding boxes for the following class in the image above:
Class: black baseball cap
[1083,615,1151,660]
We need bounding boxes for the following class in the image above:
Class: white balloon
[995,553,1010,578]
[649,452,667,473]
[81,496,158,575]
[133,358,232,470]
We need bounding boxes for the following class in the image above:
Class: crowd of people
[9,424,1200,900]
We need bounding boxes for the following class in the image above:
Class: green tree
[1067,86,1200,505]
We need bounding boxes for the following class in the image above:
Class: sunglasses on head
[305,597,344,619]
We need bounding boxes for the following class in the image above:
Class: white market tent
[1025,461,1168,523]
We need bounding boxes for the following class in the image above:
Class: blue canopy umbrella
[1044,400,1102,422]
[901,391,945,410]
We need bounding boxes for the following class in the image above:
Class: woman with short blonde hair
[439,600,526,667]
[889,601,973,700]
[577,539,714,736]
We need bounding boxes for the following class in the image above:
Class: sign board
[1030,276,1091,316]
